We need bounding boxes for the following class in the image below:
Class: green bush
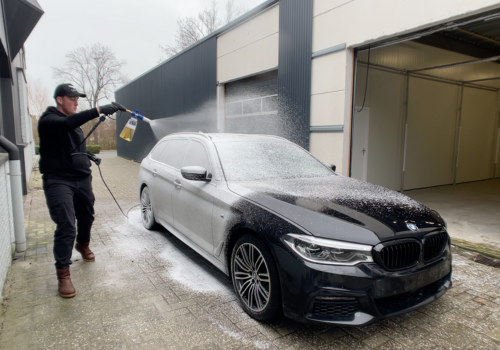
[35,145,40,155]
[86,145,101,154]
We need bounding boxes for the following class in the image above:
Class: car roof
[161,132,291,144]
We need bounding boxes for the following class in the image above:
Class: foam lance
[112,102,151,142]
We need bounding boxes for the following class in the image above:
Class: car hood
[228,176,445,245]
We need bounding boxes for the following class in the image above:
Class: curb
[451,238,500,260]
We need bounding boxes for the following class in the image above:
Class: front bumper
[274,247,452,326]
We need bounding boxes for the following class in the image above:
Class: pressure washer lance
[69,104,147,218]
[112,102,151,142]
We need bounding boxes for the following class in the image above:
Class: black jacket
[38,106,99,180]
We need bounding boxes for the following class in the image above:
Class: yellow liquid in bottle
[119,126,135,142]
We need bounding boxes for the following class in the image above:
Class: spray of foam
[145,85,308,149]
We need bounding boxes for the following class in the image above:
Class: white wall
[0,157,14,297]
[456,88,498,183]
[217,4,279,83]
[404,78,459,190]
[312,0,500,52]
[311,0,500,177]
[352,42,500,190]
[354,66,405,190]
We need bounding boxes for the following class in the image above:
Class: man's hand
[98,104,119,116]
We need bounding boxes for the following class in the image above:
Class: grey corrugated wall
[115,37,217,162]
[277,0,313,150]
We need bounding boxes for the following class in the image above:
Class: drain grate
[471,254,500,269]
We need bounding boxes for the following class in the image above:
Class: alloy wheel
[141,187,154,228]
[233,243,271,312]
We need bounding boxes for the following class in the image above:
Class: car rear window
[215,141,333,181]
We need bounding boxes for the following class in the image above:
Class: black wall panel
[115,37,217,162]
[277,0,313,150]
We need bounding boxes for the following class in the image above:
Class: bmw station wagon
[138,133,452,326]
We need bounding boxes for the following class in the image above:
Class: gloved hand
[98,104,119,116]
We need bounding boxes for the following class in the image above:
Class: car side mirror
[324,162,336,172]
[181,166,212,182]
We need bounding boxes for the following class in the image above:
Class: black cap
[53,83,86,98]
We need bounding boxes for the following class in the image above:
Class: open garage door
[351,11,500,191]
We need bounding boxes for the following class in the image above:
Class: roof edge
[115,0,279,93]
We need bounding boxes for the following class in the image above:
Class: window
[151,141,168,161]
[160,139,189,169]
[183,141,212,172]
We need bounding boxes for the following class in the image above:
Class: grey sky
[25,0,266,103]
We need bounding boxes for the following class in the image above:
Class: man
[38,83,119,298]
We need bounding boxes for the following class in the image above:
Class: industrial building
[116,0,500,193]
[0,0,44,296]
[116,0,500,251]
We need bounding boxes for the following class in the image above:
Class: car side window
[150,141,168,161]
[160,139,189,169]
[183,140,212,172]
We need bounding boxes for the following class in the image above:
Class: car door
[147,141,169,220]
[172,139,216,254]
[154,139,189,226]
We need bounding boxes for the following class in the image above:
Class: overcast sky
[25,0,266,103]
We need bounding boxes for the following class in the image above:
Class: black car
[138,133,452,325]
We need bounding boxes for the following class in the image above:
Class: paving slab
[0,155,500,349]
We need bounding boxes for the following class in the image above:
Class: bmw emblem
[407,223,418,231]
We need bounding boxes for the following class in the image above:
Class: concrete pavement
[1,153,500,349]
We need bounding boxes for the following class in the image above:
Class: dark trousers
[42,176,95,269]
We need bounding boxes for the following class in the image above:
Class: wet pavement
[1,153,500,349]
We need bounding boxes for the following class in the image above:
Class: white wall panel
[313,0,500,52]
[310,91,345,126]
[310,132,344,173]
[311,52,346,95]
[354,66,405,190]
[217,5,279,83]
[217,5,279,58]
[0,159,14,298]
[404,78,459,190]
[313,0,352,17]
[217,34,279,83]
[456,88,498,183]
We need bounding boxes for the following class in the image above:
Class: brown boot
[56,267,76,298]
[75,242,95,262]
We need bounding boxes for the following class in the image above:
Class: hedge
[35,145,40,155]
[86,145,101,154]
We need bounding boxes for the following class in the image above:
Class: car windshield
[215,141,334,181]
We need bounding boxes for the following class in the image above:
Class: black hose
[356,46,371,113]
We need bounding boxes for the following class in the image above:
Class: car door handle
[174,179,182,189]
[152,169,157,177]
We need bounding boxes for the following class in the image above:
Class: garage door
[225,70,278,135]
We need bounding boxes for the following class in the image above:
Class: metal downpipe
[0,136,26,252]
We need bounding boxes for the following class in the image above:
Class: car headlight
[282,234,373,266]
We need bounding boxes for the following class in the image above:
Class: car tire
[140,186,157,230]
[231,234,281,321]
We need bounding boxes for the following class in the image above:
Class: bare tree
[27,78,51,120]
[160,0,246,59]
[28,78,52,145]
[53,43,128,145]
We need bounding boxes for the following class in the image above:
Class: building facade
[117,0,500,191]
[0,0,43,296]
